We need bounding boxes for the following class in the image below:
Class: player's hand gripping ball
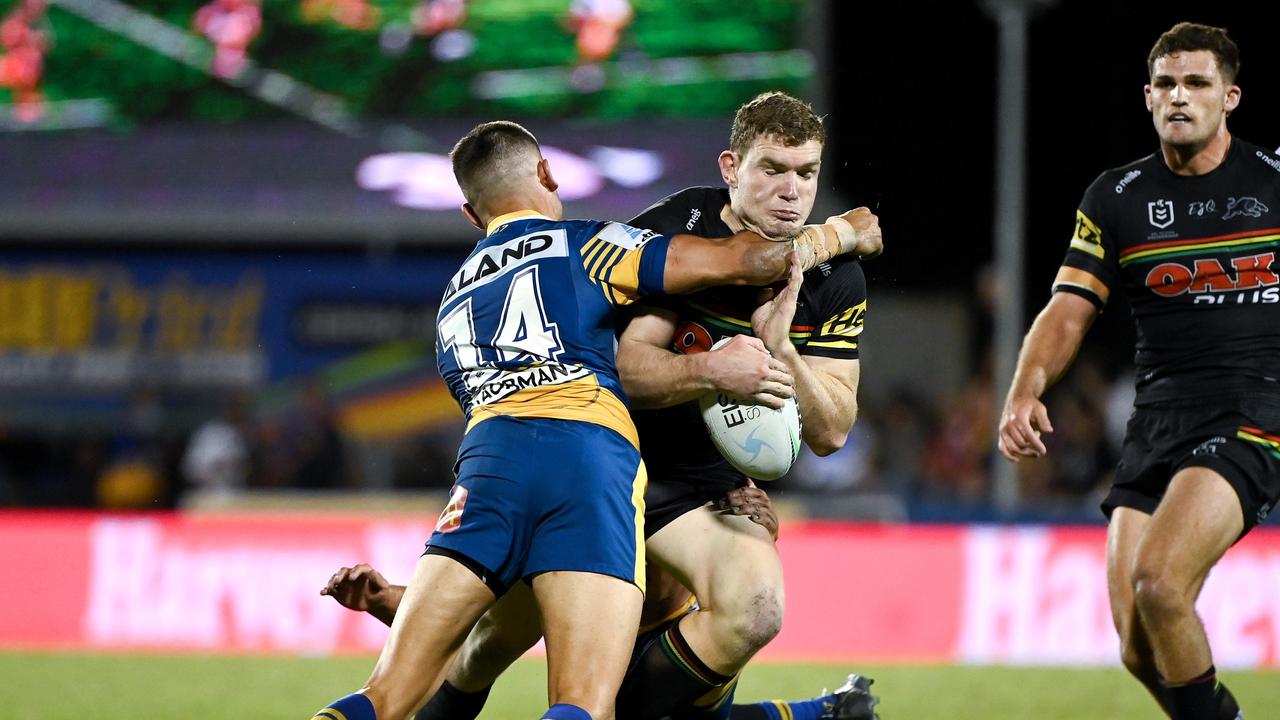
[699,340,801,481]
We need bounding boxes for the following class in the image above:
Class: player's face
[724,137,821,239]
[1145,50,1240,148]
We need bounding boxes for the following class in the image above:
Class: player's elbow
[807,431,846,457]
[806,409,856,456]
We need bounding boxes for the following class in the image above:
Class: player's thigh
[367,553,496,716]
[1134,466,1243,593]
[450,581,543,692]
[533,570,644,717]
[646,504,782,609]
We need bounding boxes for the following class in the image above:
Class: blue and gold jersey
[436,210,671,445]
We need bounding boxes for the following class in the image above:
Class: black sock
[1215,681,1242,720]
[1163,666,1219,720]
[414,680,491,720]
[616,619,733,720]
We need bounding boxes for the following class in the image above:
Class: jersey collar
[487,210,552,235]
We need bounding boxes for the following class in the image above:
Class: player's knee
[1131,569,1188,621]
[721,585,783,655]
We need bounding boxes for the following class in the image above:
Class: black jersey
[1055,138,1280,405]
[627,186,867,481]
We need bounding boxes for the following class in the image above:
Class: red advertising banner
[3,511,1279,667]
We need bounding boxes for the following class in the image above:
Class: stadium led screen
[0,0,817,240]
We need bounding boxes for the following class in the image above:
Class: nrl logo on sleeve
[1147,199,1175,229]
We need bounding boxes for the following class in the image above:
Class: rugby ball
[698,341,802,481]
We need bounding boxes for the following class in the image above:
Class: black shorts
[1103,395,1280,533]
[643,467,745,538]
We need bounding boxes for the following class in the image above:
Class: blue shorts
[425,416,647,595]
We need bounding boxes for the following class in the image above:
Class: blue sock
[541,703,592,720]
[729,692,836,720]
[313,693,376,720]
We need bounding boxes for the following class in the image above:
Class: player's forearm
[780,347,856,456]
[666,221,863,294]
[1007,305,1092,403]
[369,585,407,627]
[617,338,715,409]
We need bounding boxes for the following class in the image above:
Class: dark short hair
[450,120,541,204]
[1148,22,1240,84]
[729,92,825,157]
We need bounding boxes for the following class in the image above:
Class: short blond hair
[729,92,825,156]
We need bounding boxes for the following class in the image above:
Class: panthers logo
[673,321,714,355]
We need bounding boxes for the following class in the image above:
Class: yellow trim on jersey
[807,338,860,349]
[578,228,649,306]
[638,593,698,635]
[683,299,816,341]
[817,301,866,341]
[1053,266,1111,304]
[312,709,347,720]
[631,462,648,594]
[466,378,640,449]
[1118,232,1280,266]
[1070,210,1105,259]
[485,210,551,235]
[583,236,613,274]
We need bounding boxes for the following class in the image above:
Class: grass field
[6,652,1279,719]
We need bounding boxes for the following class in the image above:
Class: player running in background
[998,22,1279,720]
[310,120,875,720]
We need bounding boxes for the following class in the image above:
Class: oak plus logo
[1148,199,1175,229]
[1145,251,1280,304]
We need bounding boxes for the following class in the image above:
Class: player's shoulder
[807,253,865,282]
[1082,153,1161,203]
[562,217,663,251]
[630,186,728,233]
[802,253,867,301]
[1233,137,1280,177]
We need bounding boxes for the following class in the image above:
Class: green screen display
[0,0,811,128]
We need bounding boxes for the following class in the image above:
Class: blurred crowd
[775,351,1133,521]
[0,351,1133,522]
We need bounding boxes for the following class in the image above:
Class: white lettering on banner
[81,518,430,652]
[956,528,1280,668]
[1196,551,1277,668]
[956,527,1123,665]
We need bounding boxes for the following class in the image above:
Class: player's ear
[461,202,484,230]
[1224,84,1241,115]
[718,150,739,189]
[537,157,559,193]
[1144,84,1154,112]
